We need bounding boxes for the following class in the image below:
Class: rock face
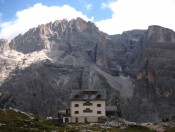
[0,39,9,54]
[107,30,146,76]
[0,18,175,122]
[0,18,134,117]
[9,18,108,67]
[124,26,175,122]
[144,25,175,43]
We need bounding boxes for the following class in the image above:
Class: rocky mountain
[0,18,175,122]
[9,18,109,67]
[0,18,134,117]
[124,26,175,122]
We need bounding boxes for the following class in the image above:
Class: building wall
[63,117,71,123]
[58,109,70,114]
[71,116,98,123]
[71,100,105,123]
[59,109,66,113]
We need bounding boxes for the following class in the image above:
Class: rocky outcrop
[0,39,10,54]
[124,26,175,122]
[144,25,175,44]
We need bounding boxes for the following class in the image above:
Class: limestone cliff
[124,26,175,122]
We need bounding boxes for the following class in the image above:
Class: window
[66,110,69,114]
[97,111,101,114]
[97,104,101,107]
[83,108,93,113]
[75,104,79,107]
[83,101,92,106]
[75,111,79,114]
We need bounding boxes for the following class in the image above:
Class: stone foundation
[71,116,102,123]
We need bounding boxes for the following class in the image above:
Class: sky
[0,0,175,40]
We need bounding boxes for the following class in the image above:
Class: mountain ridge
[0,18,175,122]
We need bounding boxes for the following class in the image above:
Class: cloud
[86,4,93,10]
[0,3,92,40]
[96,0,175,35]
[101,2,109,9]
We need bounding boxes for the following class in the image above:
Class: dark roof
[106,106,117,111]
[70,89,106,100]
[59,107,70,110]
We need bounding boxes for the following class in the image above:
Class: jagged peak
[76,17,88,24]
[9,17,101,54]
[14,17,93,37]
[11,17,97,39]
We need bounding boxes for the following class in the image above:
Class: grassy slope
[165,127,175,132]
[0,109,59,132]
[0,108,173,132]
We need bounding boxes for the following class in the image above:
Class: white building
[70,90,106,123]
